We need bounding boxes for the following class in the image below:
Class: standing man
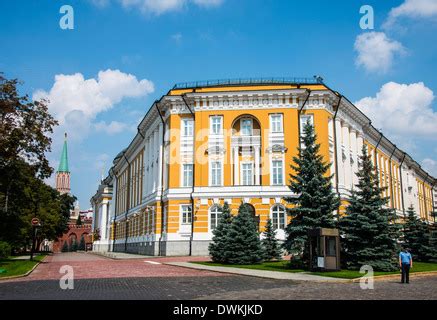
[399,247,413,284]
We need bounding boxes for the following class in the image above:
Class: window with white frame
[181,205,192,224]
[210,205,223,230]
[210,161,222,186]
[241,162,253,185]
[272,160,284,185]
[182,118,194,137]
[210,116,222,135]
[182,164,193,187]
[270,114,283,133]
[241,118,253,136]
[272,205,286,230]
[300,114,314,136]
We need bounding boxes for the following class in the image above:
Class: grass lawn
[310,262,437,279]
[193,261,437,279]
[193,260,305,273]
[0,254,46,279]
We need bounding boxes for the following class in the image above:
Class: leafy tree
[57,193,76,237]
[1,73,57,210]
[225,203,263,265]
[283,121,339,268]
[403,206,434,262]
[209,202,232,263]
[61,240,69,252]
[0,73,65,251]
[262,218,282,261]
[340,145,401,271]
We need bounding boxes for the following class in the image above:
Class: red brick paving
[2,252,222,283]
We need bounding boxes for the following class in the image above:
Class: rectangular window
[241,163,253,185]
[241,119,253,136]
[182,164,193,187]
[181,205,192,224]
[300,114,314,136]
[272,160,283,185]
[210,116,222,135]
[270,114,283,133]
[210,161,222,186]
[182,119,194,137]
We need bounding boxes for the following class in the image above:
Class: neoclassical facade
[91,78,437,256]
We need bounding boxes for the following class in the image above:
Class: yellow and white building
[91,78,437,255]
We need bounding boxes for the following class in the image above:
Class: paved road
[1,252,437,300]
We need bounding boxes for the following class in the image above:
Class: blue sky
[1,0,437,207]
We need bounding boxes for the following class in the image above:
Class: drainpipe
[181,94,196,256]
[423,173,430,221]
[388,146,397,209]
[399,152,407,218]
[374,132,383,176]
[332,96,343,197]
[297,89,311,157]
[123,153,131,252]
[155,102,166,256]
[110,167,117,252]
[431,181,436,224]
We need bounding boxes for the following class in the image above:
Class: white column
[342,124,351,190]
[157,123,164,195]
[254,146,260,185]
[350,128,358,187]
[335,119,345,189]
[101,201,108,240]
[233,146,239,185]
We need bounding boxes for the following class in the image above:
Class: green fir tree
[340,145,400,271]
[283,120,340,268]
[403,206,434,261]
[76,214,82,226]
[225,203,263,265]
[208,202,232,263]
[78,235,86,251]
[61,240,69,252]
[262,218,282,261]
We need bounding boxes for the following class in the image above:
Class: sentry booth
[308,228,341,271]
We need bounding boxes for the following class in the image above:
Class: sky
[1,0,437,208]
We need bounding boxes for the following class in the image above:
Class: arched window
[210,205,223,230]
[271,205,286,230]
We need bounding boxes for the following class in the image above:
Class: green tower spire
[57,132,69,173]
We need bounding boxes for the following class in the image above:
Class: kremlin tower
[56,133,70,194]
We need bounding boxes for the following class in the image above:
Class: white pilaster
[233,147,239,185]
[101,201,108,240]
[335,119,345,189]
[255,146,260,185]
[342,124,351,190]
[350,128,358,187]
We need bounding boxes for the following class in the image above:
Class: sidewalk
[165,262,350,282]
[90,251,154,260]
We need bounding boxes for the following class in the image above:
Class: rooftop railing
[173,76,324,89]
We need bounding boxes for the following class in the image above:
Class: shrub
[0,241,12,259]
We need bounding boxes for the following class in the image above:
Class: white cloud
[354,32,406,74]
[422,158,437,177]
[94,120,131,135]
[355,82,437,142]
[384,0,437,29]
[89,0,110,7]
[171,32,183,43]
[33,69,154,130]
[192,0,224,7]
[118,0,223,15]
